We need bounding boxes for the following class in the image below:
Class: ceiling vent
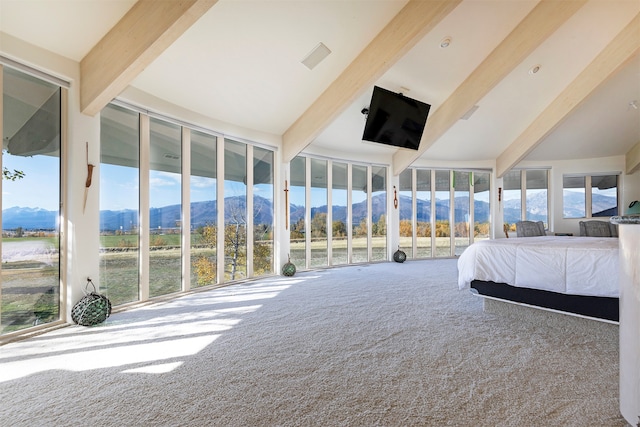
[301,42,331,70]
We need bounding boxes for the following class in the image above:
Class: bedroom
[0,0,640,414]
[0,0,639,423]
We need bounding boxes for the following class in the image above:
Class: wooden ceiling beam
[626,141,640,175]
[393,0,586,174]
[281,0,462,163]
[80,0,218,117]
[496,13,640,178]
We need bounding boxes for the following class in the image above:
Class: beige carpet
[0,259,625,426]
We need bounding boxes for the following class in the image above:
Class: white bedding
[457,236,619,298]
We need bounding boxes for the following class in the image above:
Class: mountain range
[2,191,616,231]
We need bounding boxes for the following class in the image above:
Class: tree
[399,220,413,237]
[3,168,25,181]
[193,223,217,286]
[332,220,346,237]
[290,218,305,239]
[2,150,25,181]
[225,204,246,280]
[354,218,367,237]
[375,214,386,236]
[311,212,327,238]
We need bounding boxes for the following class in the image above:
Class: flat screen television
[362,86,431,150]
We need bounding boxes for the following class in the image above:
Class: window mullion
[216,136,225,284]
[181,127,191,291]
[246,144,254,278]
[585,176,593,217]
[139,114,150,301]
[327,160,333,266]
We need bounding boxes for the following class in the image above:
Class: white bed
[457,236,620,321]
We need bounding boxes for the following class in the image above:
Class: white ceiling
[1,0,639,167]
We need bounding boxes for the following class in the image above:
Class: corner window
[563,174,618,218]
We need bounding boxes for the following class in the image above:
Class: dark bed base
[470,280,619,323]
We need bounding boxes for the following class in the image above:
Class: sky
[2,154,60,211]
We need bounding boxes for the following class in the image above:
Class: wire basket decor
[71,278,112,326]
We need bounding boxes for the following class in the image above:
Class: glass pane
[526,170,548,226]
[100,104,140,305]
[473,171,491,241]
[434,170,450,257]
[398,169,413,258]
[289,156,306,269]
[563,175,585,218]
[2,67,61,333]
[331,162,348,265]
[224,139,247,281]
[371,166,386,261]
[190,130,216,288]
[253,147,274,276]
[149,118,182,297]
[352,165,368,263]
[453,171,470,256]
[416,169,432,258]
[503,170,521,228]
[591,175,618,217]
[310,158,327,268]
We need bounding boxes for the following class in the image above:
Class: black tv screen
[362,86,431,150]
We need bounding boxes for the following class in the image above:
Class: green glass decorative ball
[282,261,296,276]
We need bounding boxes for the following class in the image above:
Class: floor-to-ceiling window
[310,158,328,268]
[398,169,413,258]
[289,156,306,269]
[351,164,369,263]
[149,118,182,297]
[253,146,274,276]
[416,169,432,257]
[290,156,389,268]
[434,170,451,257]
[190,130,217,288]
[473,171,491,241]
[453,171,470,255]
[400,168,490,259]
[223,139,247,281]
[331,162,348,265]
[1,66,61,334]
[371,166,387,261]
[102,105,275,299]
[100,104,140,305]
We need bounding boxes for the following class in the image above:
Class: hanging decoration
[284,175,289,230]
[83,142,94,214]
[393,185,398,209]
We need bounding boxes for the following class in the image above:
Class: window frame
[562,173,620,219]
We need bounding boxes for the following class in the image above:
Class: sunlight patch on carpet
[122,361,184,374]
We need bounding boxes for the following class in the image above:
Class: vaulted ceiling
[1,0,639,175]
